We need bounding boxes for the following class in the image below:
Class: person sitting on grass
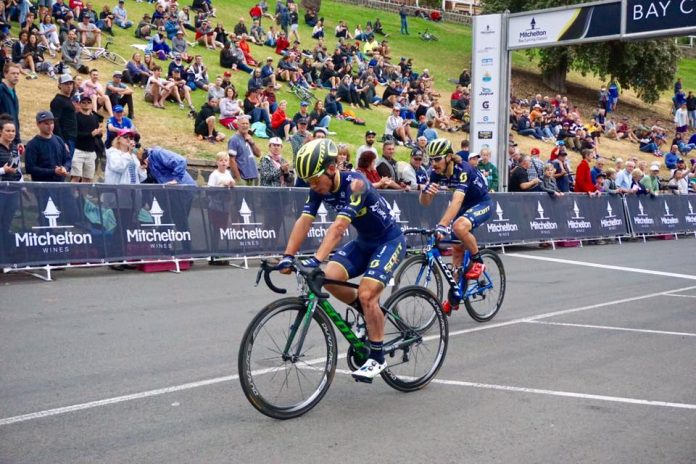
[194,96,226,143]
[144,65,175,109]
[219,85,242,130]
[270,99,293,141]
[124,52,152,87]
[167,68,196,111]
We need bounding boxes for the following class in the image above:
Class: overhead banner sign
[625,0,696,37]
[471,14,503,166]
[507,1,621,49]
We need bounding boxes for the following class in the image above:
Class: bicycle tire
[104,50,127,67]
[238,297,337,420]
[463,249,506,322]
[380,286,448,392]
[80,47,99,60]
[391,253,444,302]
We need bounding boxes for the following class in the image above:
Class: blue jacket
[0,82,20,144]
[665,151,679,170]
[146,146,196,185]
[25,134,70,182]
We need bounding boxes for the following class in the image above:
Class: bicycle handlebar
[256,259,331,299]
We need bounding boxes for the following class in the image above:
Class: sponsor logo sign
[14,196,94,252]
[126,196,192,249]
[219,197,277,246]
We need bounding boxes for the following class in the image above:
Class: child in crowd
[208,151,235,187]
[540,163,563,197]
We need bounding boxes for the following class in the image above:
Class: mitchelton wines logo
[529,201,558,233]
[601,201,623,229]
[567,201,591,230]
[15,196,93,250]
[660,201,679,226]
[486,202,518,234]
[127,196,191,248]
[220,198,277,245]
[686,201,696,224]
[633,200,654,225]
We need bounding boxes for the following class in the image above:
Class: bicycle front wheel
[104,50,127,67]
[391,253,444,301]
[380,286,448,392]
[238,297,337,420]
[464,249,506,322]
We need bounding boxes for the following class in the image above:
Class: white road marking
[3,284,696,427]
[525,320,696,338]
[506,253,696,280]
[332,368,696,411]
[446,284,696,338]
[664,294,696,299]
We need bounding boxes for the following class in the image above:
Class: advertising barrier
[1,182,694,269]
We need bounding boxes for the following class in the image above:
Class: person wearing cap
[526,147,545,184]
[105,105,134,148]
[259,57,281,90]
[289,117,311,161]
[384,105,414,147]
[76,12,102,47]
[72,94,101,183]
[356,130,377,159]
[25,111,71,182]
[106,71,134,120]
[312,126,328,138]
[551,149,571,193]
[171,30,192,63]
[113,0,132,29]
[259,137,291,187]
[50,74,77,157]
[401,148,428,191]
[167,68,196,111]
[639,164,661,195]
[104,129,145,186]
[135,13,153,40]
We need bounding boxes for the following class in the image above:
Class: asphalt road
[1,238,695,464]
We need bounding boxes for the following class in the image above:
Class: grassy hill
[14,0,696,174]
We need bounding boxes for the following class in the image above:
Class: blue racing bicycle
[392,228,506,322]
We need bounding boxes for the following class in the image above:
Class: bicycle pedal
[353,376,373,384]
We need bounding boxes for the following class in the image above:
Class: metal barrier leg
[551,241,556,250]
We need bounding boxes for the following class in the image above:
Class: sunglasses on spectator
[413,157,423,161]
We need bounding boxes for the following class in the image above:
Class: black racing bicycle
[238,258,449,419]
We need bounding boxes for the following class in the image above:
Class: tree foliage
[482,0,681,103]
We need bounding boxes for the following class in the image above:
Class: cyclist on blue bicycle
[419,138,492,313]
[277,138,407,382]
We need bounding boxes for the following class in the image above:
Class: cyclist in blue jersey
[419,138,493,313]
[278,138,407,381]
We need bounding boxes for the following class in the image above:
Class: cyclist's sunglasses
[430,156,445,163]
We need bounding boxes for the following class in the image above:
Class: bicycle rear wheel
[104,50,127,67]
[391,253,444,301]
[238,297,337,419]
[380,286,448,392]
[463,249,506,322]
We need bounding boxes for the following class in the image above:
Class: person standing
[399,2,409,35]
[24,110,71,182]
[574,149,598,195]
[0,63,22,145]
[477,148,499,192]
[50,74,78,159]
[0,118,22,264]
[227,115,261,185]
[72,95,101,183]
[259,137,291,187]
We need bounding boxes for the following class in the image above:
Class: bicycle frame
[281,278,420,363]
[416,238,495,301]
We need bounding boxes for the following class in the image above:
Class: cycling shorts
[330,234,407,287]
[456,199,493,230]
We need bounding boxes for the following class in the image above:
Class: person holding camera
[259,137,291,187]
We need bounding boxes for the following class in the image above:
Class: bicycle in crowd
[419,28,439,41]
[391,228,506,323]
[80,39,127,66]
[288,83,317,104]
[238,258,449,419]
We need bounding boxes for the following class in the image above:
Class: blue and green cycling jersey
[302,171,401,241]
[428,162,491,212]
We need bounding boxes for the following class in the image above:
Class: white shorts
[71,149,97,179]
[291,24,299,32]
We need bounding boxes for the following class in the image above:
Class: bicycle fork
[282,296,320,363]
